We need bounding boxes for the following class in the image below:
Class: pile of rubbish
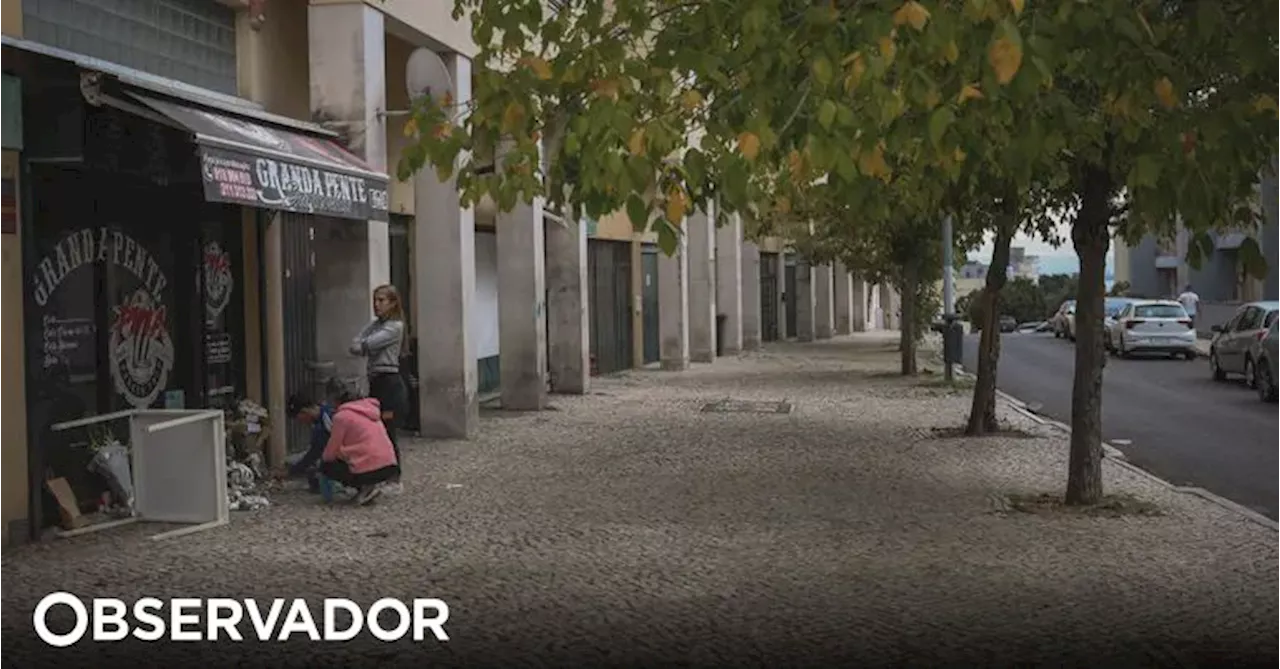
[224,399,272,511]
[86,429,136,519]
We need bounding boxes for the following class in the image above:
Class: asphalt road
[963,331,1279,520]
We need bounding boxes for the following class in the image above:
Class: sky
[965,221,1115,274]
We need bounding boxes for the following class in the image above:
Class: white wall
[474,231,500,359]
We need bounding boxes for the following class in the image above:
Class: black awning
[129,92,390,222]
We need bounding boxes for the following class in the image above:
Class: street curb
[947,360,1277,532]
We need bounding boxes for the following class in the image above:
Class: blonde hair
[373,284,404,321]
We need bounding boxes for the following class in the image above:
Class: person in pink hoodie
[319,396,401,505]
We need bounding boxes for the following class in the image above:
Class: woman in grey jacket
[350,284,409,484]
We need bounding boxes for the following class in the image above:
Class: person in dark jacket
[282,393,335,492]
[350,284,409,488]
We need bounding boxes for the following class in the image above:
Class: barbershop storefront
[6,40,389,536]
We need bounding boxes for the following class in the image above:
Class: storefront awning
[129,93,390,223]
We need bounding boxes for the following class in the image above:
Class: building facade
[0,0,898,547]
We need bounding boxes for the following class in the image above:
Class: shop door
[759,252,779,342]
[280,213,319,454]
[25,164,204,519]
[199,208,246,410]
[641,246,660,363]
[587,240,634,375]
[785,255,798,338]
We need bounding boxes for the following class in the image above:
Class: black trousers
[319,460,400,489]
[368,372,408,476]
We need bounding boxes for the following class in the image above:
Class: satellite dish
[406,47,455,105]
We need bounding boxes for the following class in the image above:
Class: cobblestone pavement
[4,333,1277,667]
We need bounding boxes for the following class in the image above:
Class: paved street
[963,332,1280,520]
[4,334,1277,668]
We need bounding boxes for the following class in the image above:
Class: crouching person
[320,396,401,505]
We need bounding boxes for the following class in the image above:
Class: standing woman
[350,284,409,488]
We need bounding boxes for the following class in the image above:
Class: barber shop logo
[202,241,234,325]
[109,290,175,409]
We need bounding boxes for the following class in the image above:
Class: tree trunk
[899,262,919,376]
[966,221,1014,435]
[1065,165,1113,506]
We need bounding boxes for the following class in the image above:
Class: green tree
[402,0,1277,505]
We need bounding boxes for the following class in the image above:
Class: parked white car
[1107,299,1197,359]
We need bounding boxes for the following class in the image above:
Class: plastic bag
[88,445,135,515]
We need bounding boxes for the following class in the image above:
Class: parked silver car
[1102,297,1135,351]
[1251,320,1279,402]
[1107,299,1197,359]
[1208,300,1280,384]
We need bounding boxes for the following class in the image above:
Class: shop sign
[31,227,174,409]
[199,145,389,222]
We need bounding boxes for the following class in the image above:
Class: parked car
[1251,320,1279,402]
[999,315,1018,332]
[1107,299,1197,359]
[1051,300,1075,339]
[1209,300,1280,384]
[1102,297,1136,351]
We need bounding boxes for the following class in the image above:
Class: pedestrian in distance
[350,284,410,492]
[319,395,401,506]
[1177,284,1201,330]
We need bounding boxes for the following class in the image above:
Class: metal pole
[941,215,955,382]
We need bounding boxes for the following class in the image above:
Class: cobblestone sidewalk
[3,333,1276,667]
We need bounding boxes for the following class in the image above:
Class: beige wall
[236,0,311,120]
[2,0,21,36]
[3,151,29,546]
[376,0,476,58]
[385,32,416,216]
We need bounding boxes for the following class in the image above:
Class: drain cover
[700,399,793,414]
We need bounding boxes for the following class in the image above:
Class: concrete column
[814,263,834,339]
[741,241,762,350]
[879,284,896,329]
[545,214,589,394]
[659,230,691,370]
[851,274,868,332]
[496,141,548,410]
[834,263,854,335]
[264,215,287,468]
[715,212,744,355]
[773,252,787,339]
[629,240,645,368]
[688,207,716,362]
[414,53,478,438]
[796,259,817,342]
[308,2,389,383]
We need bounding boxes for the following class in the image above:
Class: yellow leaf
[665,188,687,223]
[681,89,704,111]
[1008,0,1025,16]
[988,37,1023,85]
[592,79,620,100]
[430,123,452,140]
[402,118,419,138]
[1254,94,1278,115]
[843,53,867,92]
[943,40,959,64]
[1154,77,1177,109]
[954,147,967,163]
[879,36,897,63]
[628,127,646,156]
[501,101,526,133]
[857,143,890,180]
[738,132,761,161]
[957,83,984,104]
[892,1,930,31]
[520,56,553,81]
[775,196,791,214]
[788,149,805,176]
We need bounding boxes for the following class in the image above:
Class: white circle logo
[109,289,175,409]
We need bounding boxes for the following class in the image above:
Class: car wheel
[1210,350,1226,381]
[1244,357,1257,389]
[1259,362,1279,402]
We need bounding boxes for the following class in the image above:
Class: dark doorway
[760,252,779,342]
[587,240,633,375]
[784,254,798,339]
[641,246,660,363]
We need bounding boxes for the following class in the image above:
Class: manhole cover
[700,399,793,414]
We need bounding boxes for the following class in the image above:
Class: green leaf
[656,219,680,256]
[928,107,954,150]
[626,193,649,232]
[1132,154,1162,188]
[812,56,834,87]
[818,100,837,129]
